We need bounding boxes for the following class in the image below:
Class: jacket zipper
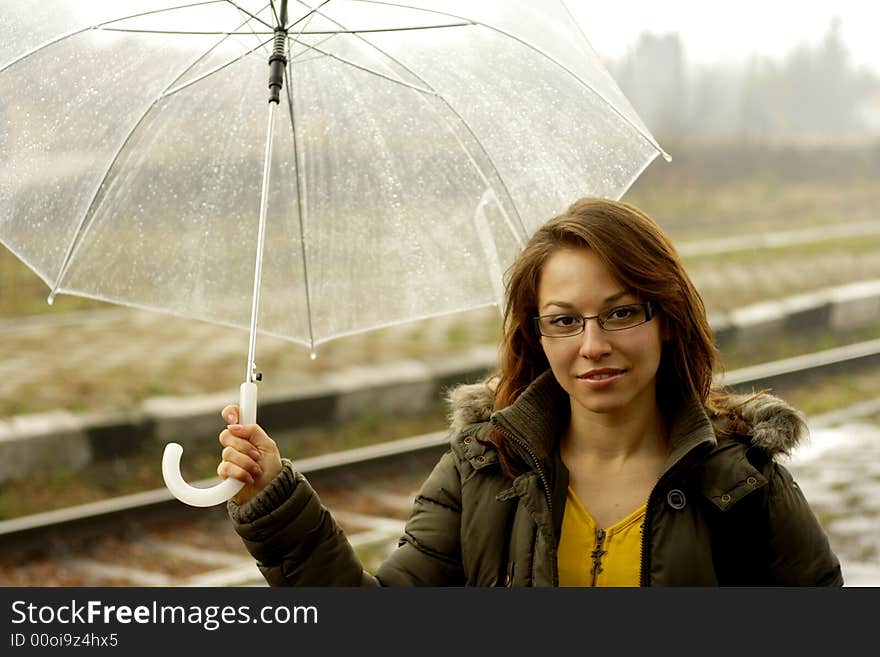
[590,528,607,586]
[639,491,653,587]
[492,419,554,516]
[494,420,557,586]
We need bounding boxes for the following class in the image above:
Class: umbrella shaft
[246,102,277,383]
[268,1,288,104]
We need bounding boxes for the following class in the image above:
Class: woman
[217,197,843,586]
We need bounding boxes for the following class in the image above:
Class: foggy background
[605,18,878,142]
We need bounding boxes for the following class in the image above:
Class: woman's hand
[217,405,284,505]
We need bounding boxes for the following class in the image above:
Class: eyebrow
[541,290,631,312]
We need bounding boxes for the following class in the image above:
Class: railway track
[2,338,879,586]
[0,432,448,586]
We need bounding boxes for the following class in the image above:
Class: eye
[607,305,637,320]
[549,314,578,327]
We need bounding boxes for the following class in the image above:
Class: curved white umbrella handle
[162,382,257,507]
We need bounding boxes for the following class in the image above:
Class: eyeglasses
[534,301,658,338]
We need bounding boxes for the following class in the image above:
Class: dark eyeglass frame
[533,301,658,337]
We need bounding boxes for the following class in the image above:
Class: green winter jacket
[228,370,843,586]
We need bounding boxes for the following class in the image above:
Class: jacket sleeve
[764,462,844,586]
[228,459,371,586]
[228,447,467,586]
[373,448,466,586]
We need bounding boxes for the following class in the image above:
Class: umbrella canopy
[1,0,668,506]
[1,0,667,352]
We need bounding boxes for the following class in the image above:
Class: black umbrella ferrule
[268,28,288,104]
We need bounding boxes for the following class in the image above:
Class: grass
[683,234,880,267]
[718,324,880,372]
[631,179,880,240]
[781,369,880,417]
[0,404,449,521]
[625,139,880,239]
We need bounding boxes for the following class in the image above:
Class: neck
[563,392,667,466]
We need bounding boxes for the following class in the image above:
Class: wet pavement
[786,408,880,587]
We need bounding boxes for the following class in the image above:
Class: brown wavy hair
[487,197,751,475]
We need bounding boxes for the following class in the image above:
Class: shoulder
[707,390,809,459]
[446,378,496,432]
[697,391,809,511]
[442,378,502,472]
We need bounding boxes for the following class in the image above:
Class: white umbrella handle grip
[161,382,257,507]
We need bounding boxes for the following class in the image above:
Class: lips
[577,368,626,380]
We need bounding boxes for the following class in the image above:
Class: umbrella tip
[47,292,55,306]
[309,350,317,361]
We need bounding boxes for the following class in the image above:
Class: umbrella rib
[349,0,670,160]
[269,0,282,26]
[289,31,338,62]
[291,44,435,94]
[98,28,274,35]
[283,52,317,355]
[281,5,324,354]
[162,35,275,98]
[153,2,277,99]
[101,22,470,36]
[47,23,269,302]
[296,3,528,243]
[95,19,470,37]
[283,0,471,36]
[98,1,275,37]
[0,1,251,73]
[223,0,275,30]
[0,27,90,73]
[232,1,276,56]
[289,52,327,64]
[286,0,334,31]
[95,0,231,26]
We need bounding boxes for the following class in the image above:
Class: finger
[220,404,240,425]
[217,460,255,486]
[221,446,263,479]
[218,429,261,461]
[227,423,277,452]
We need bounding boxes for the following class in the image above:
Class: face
[536,247,663,421]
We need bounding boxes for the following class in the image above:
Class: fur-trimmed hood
[445,375,808,459]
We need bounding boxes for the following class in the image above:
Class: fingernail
[227,424,242,431]
[227,413,237,423]
[246,474,255,485]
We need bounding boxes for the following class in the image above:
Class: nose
[578,317,612,360]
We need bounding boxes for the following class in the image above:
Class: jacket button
[666,489,686,510]
[747,476,757,486]
[463,437,472,444]
[476,455,485,463]
[721,494,732,504]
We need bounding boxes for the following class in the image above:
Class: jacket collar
[490,369,569,467]
[446,367,809,475]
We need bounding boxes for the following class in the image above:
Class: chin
[565,376,653,417]
[565,385,628,414]
[572,394,630,416]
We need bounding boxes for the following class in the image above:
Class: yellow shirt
[557,486,645,586]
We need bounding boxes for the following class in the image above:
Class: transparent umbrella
[0,0,668,506]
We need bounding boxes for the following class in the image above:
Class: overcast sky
[563,0,880,74]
